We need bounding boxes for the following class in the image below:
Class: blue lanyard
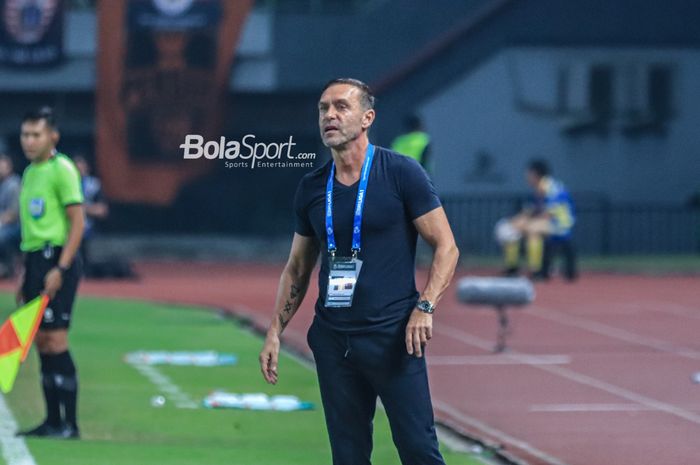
[325,144,375,257]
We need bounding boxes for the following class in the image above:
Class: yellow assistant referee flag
[0,296,49,393]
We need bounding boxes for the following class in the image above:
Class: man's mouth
[324,125,338,134]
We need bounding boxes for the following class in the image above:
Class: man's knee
[386,403,444,464]
[524,223,546,236]
[36,330,69,354]
[510,216,527,232]
[394,433,444,465]
[327,431,372,465]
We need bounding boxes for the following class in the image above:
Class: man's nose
[325,107,339,120]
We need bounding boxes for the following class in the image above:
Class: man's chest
[21,171,57,209]
[307,182,406,240]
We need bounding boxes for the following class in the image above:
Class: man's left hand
[42,267,63,300]
[406,309,433,358]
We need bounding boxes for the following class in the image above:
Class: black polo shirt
[294,146,441,333]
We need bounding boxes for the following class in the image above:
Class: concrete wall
[272,0,489,90]
[421,47,700,204]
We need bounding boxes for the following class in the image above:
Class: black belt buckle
[42,244,54,260]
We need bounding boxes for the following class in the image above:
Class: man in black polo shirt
[259,78,459,465]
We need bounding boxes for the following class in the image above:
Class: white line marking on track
[0,394,37,465]
[532,307,700,360]
[616,301,700,321]
[428,354,570,366]
[128,362,198,409]
[433,400,571,465]
[529,403,689,413]
[435,324,700,427]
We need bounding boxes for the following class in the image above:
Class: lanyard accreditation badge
[324,144,375,308]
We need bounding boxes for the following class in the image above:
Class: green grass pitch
[0,294,484,465]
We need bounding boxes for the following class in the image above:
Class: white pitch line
[532,307,700,360]
[128,362,198,409]
[433,400,571,465]
[0,394,37,465]
[435,323,700,428]
[428,354,570,366]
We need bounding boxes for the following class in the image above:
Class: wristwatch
[415,299,435,314]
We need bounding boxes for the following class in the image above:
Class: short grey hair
[321,78,375,110]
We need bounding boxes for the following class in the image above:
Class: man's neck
[33,149,55,164]
[331,137,369,181]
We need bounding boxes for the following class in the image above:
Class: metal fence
[441,194,700,256]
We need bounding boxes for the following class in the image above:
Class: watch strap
[416,299,435,314]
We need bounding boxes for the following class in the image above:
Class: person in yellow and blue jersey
[15,107,85,439]
[501,159,576,280]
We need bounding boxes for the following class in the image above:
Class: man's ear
[52,129,60,146]
[362,109,376,129]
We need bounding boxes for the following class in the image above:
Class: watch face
[418,300,434,313]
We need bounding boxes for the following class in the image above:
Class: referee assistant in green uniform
[16,107,85,439]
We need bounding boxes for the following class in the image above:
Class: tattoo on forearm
[278,283,303,332]
[282,284,302,315]
[290,283,301,300]
[278,314,289,331]
[282,301,292,315]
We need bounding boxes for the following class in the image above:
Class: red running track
[5,261,698,465]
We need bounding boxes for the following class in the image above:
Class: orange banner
[96,0,252,205]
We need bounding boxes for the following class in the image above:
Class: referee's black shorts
[22,245,82,330]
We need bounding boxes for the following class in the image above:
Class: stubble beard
[322,126,362,150]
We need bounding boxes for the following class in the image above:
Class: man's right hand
[259,331,280,385]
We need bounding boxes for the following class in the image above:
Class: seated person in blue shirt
[74,155,108,274]
[501,159,575,278]
[0,154,21,277]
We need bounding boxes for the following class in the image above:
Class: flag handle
[20,296,49,362]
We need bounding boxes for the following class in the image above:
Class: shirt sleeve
[293,178,315,237]
[399,156,441,220]
[55,159,84,206]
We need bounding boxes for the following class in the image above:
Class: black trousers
[542,237,577,280]
[307,316,445,465]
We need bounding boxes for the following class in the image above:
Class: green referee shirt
[19,153,84,252]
